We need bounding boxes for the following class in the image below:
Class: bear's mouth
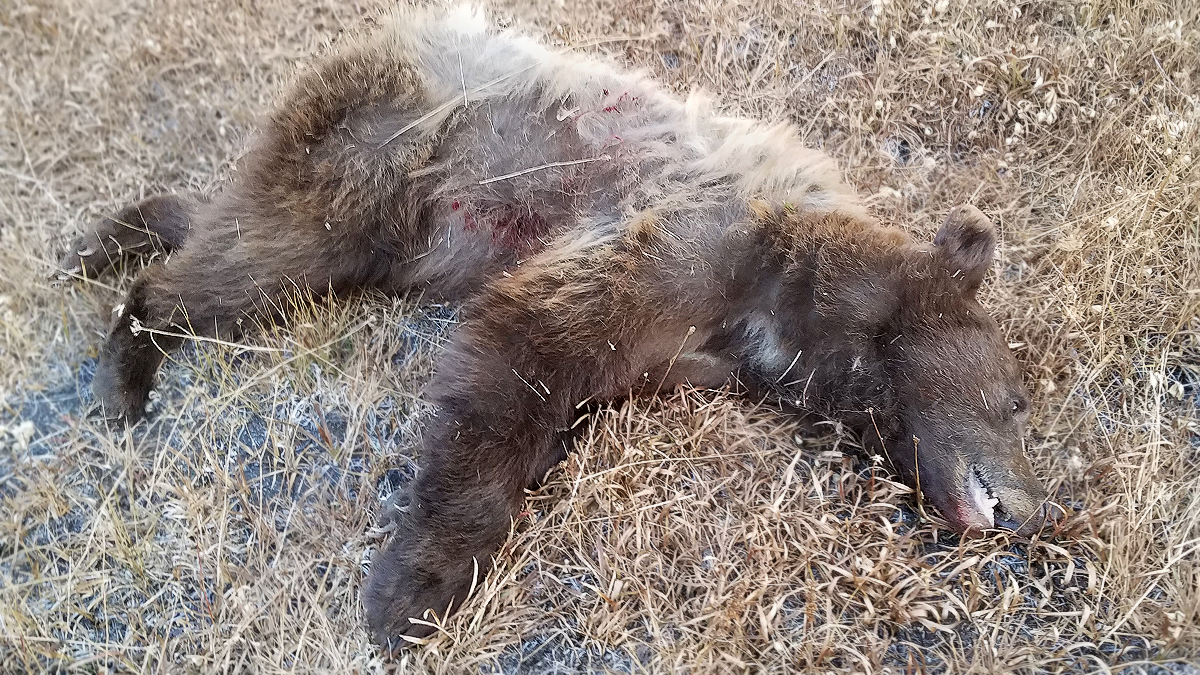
[964,466,1018,530]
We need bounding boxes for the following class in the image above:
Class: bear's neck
[709,207,910,417]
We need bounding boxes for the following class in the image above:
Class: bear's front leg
[362,414,549,645]
[361,325,585,645]
[362,236,733,646]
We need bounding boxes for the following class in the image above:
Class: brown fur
[59,7,1057,647]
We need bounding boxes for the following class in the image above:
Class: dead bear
[59,6,1059,645]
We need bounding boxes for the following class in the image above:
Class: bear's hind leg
[94,199,392,421]
[58,193,205,280]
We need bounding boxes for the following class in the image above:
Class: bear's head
[881,206,1054,534]
[790,206,1057,536]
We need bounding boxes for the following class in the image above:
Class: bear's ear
[932,205,996,295]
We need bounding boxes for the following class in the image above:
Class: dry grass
[1,0,1197,672]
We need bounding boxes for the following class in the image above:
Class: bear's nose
[995,500,1064,535]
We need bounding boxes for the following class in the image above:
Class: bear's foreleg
[363,236,732,645]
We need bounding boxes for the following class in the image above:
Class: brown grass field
[1,0,1198,672]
